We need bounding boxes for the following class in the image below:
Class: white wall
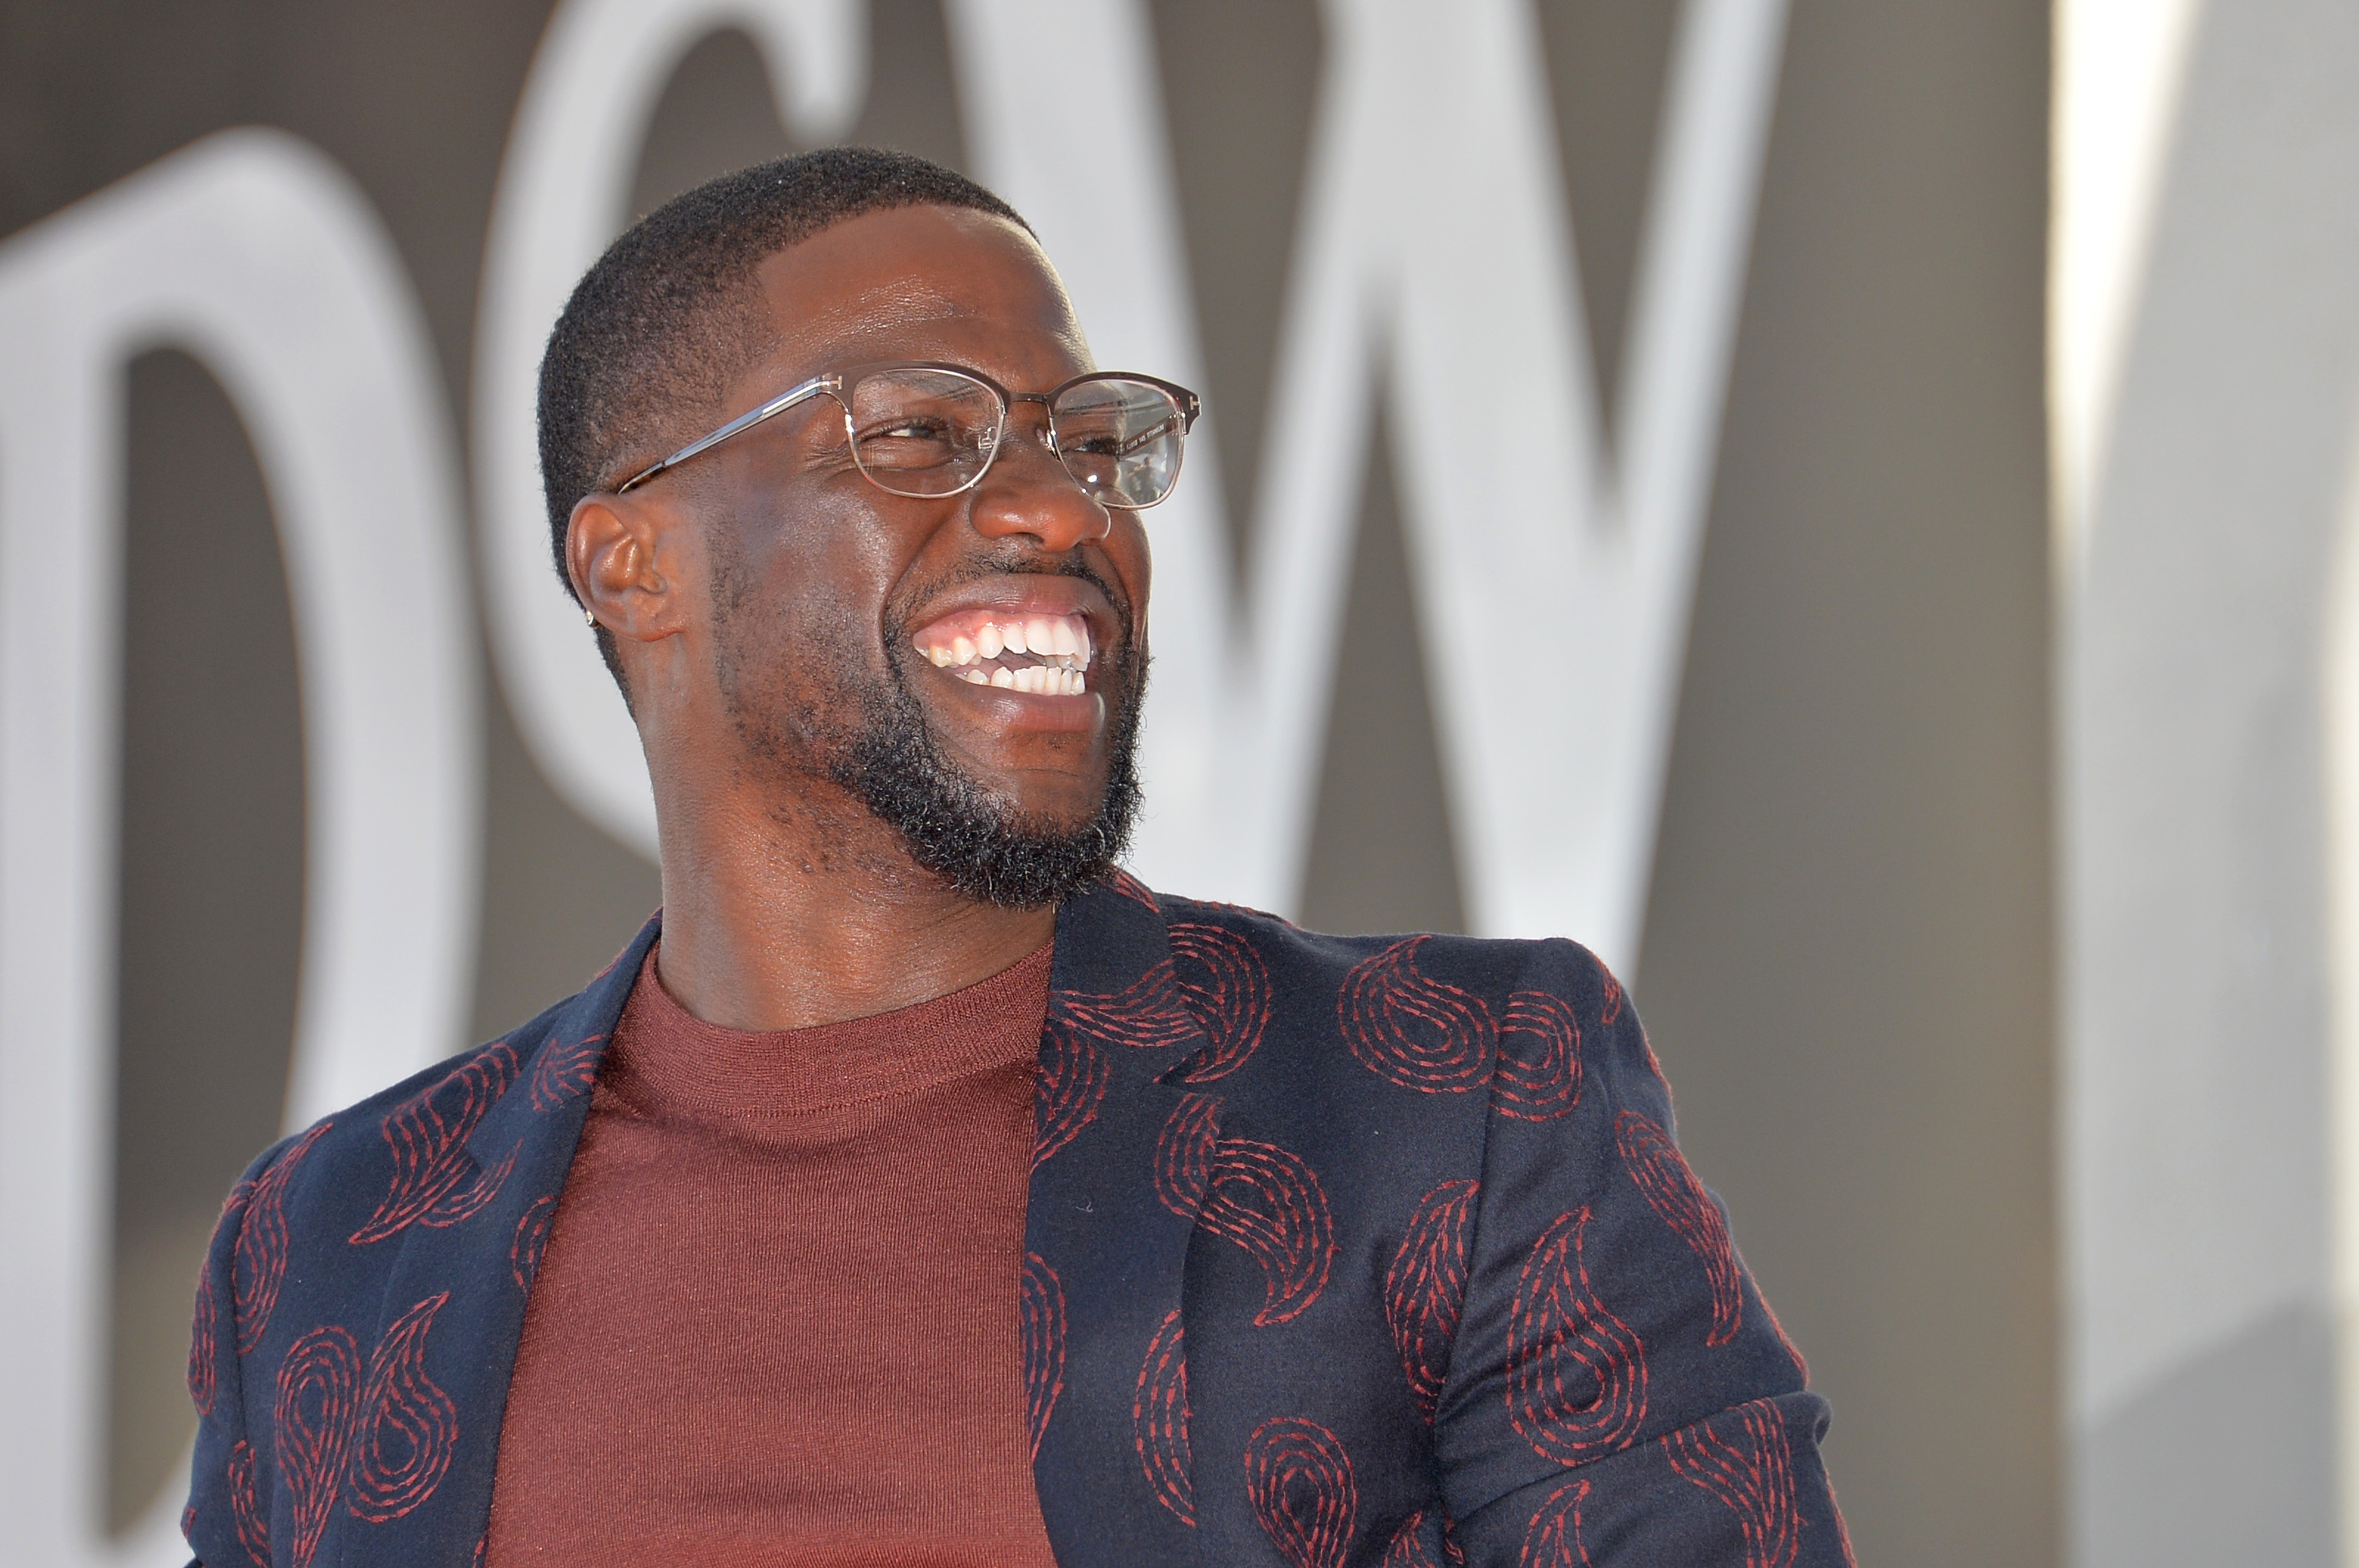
[2062,1,2359,1561]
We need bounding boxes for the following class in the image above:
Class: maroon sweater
[483,943,1059,1566]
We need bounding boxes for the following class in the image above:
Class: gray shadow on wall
[1149,0,1680,934]
[1153,0,1472,933]
[628,2,967,225]
[2065,0,2359,1560]
[2079,1305,2337,1566]
[1533,0,1678,445]
[1299,400,1467,936]
[111,348,306,1530]
[1636,0,2056,1563]
[1149,0,1320,582]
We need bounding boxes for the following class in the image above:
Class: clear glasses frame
[612,360,1203,509]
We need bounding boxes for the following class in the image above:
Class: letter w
[953,0,1786,972]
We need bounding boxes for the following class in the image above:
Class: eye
[862,415,954,443]
[853,413,981,473]
[1064,417,1178,458]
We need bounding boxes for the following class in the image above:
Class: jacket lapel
[329,892,1204,1566]
[1026,875,1211,1566]
[338,914,659,1567]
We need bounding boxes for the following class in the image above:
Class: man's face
[663,205,1153,905]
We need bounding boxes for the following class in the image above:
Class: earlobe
[569,495,677,643]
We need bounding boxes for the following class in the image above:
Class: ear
[568,492,686,644]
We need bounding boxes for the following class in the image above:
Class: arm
[183,1134,300,1568]
[1430,941,1852,1566]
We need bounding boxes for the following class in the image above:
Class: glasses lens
[845,368,1004,497]
[1050,378,1186,508]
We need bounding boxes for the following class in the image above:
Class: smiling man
[182,149,1848,1568]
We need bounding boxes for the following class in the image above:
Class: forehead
[748,205,1090,389]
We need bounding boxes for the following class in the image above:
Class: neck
[649,779,1055,1034]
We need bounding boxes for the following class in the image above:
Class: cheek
[710,572,885,715]
[730,496,903,653]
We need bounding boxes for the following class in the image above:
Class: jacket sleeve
[182,1135,295,1568]
[1428,939,1853,1566]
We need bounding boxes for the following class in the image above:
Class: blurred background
[1,1,2349,1563]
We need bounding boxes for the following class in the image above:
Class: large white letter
[0,129,478,1565]
[950,0,1785,970]
[482,0,1783,972]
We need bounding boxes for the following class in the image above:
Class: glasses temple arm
[613,374,835,493]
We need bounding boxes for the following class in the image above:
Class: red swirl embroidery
[1153,1092,1223,1217]
[511,1194,557,1292]
[234,1121,331,1352]
[1133,1308,1195,1527]
[1494,991,1582,1120]
[190,1263,218,1416]
[1168,921,1272,1083]
[1615,1110,1742,1345]
[346,1292,458,1522]
[1153,1095,1335,1322]
[1339,938,1495,1093]
[1385,1179,1481,1421]
[1506,1209,1649,1463]
[1020,1253,1066,1460]
[257,1298,465,1558]
[1246,1417,1358,1568]
[1663,1399,1802,1568]
[1054,961,1198,1050]
[1382,1507,1466,1567]
[227,1440,269,1566]
[1204,1139,1336,1325]
[528,1033,604,1111]
[1034,1016,1111,1169]
[1517,1479,1593,1566]
[274,1325,362,1568]
[1103,867,1161,909]
[349,1044,520,1245]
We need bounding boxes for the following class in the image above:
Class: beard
[827,629,1146,908]
[713,556,1146,910]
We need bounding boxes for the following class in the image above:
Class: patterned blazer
[183,875,1851,1568]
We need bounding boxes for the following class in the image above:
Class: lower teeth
[955,665,1085,693]
[957,667,1085,694]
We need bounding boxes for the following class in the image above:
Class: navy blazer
[184,875,1850,1567]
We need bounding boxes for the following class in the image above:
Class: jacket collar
[343,914,657,1568]
[458,911,654,1170]
[1024,875,1213,1565]
[348,882,1209,1567]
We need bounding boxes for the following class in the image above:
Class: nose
[966,424,1112,553]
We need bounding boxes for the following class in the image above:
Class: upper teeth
[914,614,1094,696]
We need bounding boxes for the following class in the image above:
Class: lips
[912,609,1093,695]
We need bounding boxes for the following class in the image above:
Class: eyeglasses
[614,361,1201,510]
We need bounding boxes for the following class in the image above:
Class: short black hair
[535,147,1031,686]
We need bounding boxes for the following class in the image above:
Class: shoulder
[210,949,635,1342]
[230,916,657,1262]
[1142,888,1652,1120]
[225,1006,559,1259]
[1155,892,1629,1037]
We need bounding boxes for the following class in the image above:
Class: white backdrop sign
[0,131,478,1567]
[472,0,1788,974]
[0,0,1790,1550]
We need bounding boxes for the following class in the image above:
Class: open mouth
[912,610,1094,696]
